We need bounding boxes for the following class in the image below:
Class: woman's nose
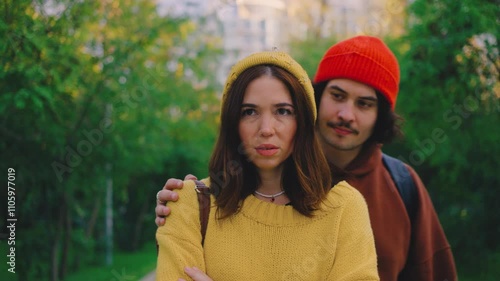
[259,115,275,137]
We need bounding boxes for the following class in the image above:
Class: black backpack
[382,153,419,222]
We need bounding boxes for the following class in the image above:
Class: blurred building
[288,0,407,40]
[214,0,289,84]
[158,0,291,86]
[157,0,210,18]
[157,0,408,85]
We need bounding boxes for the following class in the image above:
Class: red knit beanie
[313,36,400,108]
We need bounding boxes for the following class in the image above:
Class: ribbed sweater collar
[240,195,308,226]
[239,192,338,226]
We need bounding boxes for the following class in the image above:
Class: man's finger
[155,204,171,217]
[184,174,198,180]
[155,217,165,227]
[164,178,184,190]
[157,190,179,205]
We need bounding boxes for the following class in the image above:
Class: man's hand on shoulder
[155,174,197,226]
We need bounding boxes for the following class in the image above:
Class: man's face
[316,79,378,155]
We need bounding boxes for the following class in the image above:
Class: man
[155,36,457,281]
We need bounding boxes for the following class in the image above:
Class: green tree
[289,35,338,79]
[1,0,220,280]
[290,1,499,277]
[392,0,499,277]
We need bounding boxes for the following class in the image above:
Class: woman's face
[238,75,297,174]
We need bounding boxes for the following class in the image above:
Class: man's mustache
[326,121,359,135]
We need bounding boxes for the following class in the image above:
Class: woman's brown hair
[209,65,332,219]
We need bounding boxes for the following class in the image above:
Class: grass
[0,240,156,281]
[64,242,157,281]
[3,240,500,281]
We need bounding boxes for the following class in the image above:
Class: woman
[156,51,379,281]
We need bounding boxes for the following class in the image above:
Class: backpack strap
[382,153,419,223]
[194,180,211,245]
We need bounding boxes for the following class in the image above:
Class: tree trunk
[51,205,64,281]
[86,193,102,238]
[60,198,71,279]
[132,196,150,250]
[105,162,113,266]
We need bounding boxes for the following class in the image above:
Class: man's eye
[331,93,344,100]
[241,109,256,116]
[276,108,294,115]
[358,100,375,108]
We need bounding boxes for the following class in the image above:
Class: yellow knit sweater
[156,180,379,281]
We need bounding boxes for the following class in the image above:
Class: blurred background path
[140,270,155,281]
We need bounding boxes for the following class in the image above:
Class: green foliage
[64,242,157,281]
[1,0,219,280]
[387,0,499,275]
[289,35,339,78]
[290,0,499,278]
[2,0,498,279]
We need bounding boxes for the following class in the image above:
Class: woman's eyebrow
[274,103,294,107]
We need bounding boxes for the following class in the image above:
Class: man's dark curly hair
[313,81,404,144]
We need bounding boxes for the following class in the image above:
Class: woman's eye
[276,108,294,115]
[241,108,256,116]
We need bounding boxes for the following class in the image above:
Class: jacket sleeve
[399,166,457,281]
[156,180,206,281]
[328,185,380,281]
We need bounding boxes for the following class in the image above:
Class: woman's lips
[255,144,279,156]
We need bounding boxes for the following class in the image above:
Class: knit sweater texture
[156,180,379,281]
[329,143,457,281]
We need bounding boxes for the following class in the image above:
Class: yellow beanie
[221,51,317,121]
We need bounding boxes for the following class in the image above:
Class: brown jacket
[329,143,457,281]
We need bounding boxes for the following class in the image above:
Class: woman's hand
[178,267,213,281]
